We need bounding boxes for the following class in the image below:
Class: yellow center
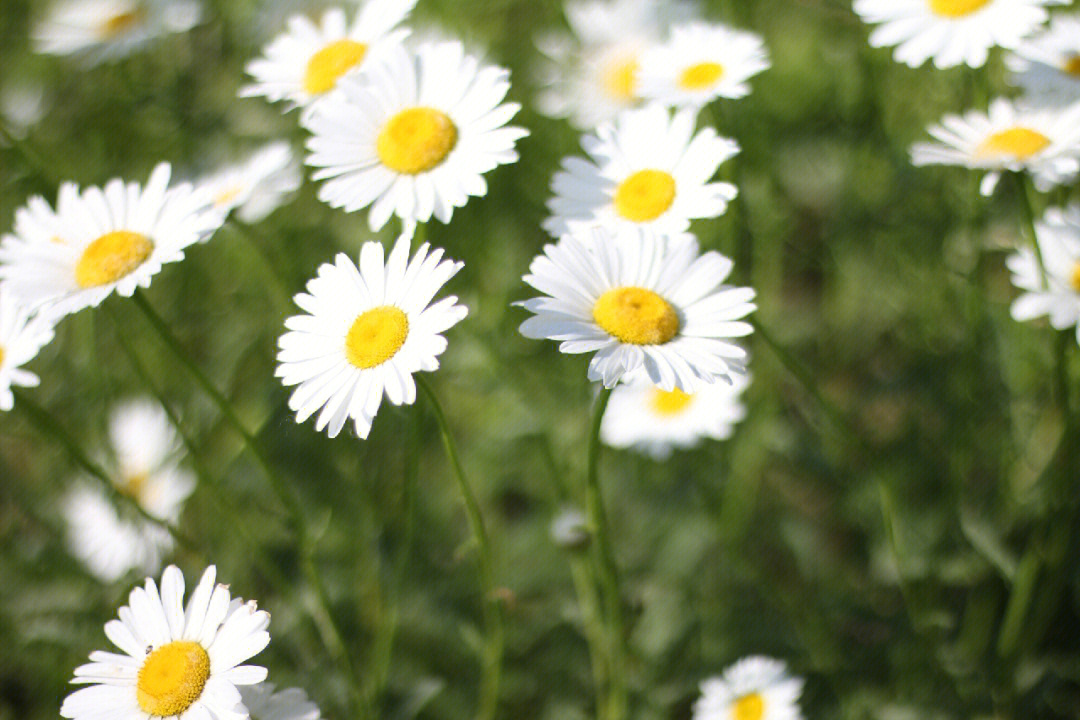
[118,472,149,500]
[101,10,143,37]
[927,0,991,17]
[604,57,639,101]
[1069,262,1080,293]
[731,693,765,720]
[975,127,1051,160]
[0,346,5,367]
[136,641,210,717]
[592,287,679,345]
[345,306,409,369]
[1063,56,1080,77]
[614,169,677,222]
[376,107,458,175]
[213,185,245,208]
[74,231,154,288]
[679,62,724,90]
[303,39,369,95]
[650,387,694,415]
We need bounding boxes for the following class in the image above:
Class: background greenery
[1,0,1079,718]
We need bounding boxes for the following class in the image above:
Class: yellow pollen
[975,127,1051,160]
[679,62,724,90]
[74,231,154,289]
[101,9,143,37]
[214,185,245,208]
[604,57,639,102]
[650,387,694,416]
[345,306,409,369]
[927,0,991,17]
[1070,262,1080,293]
[593,287,679,345]
[376,107,458,175]
[0,346,5,367]
[136,641,210,717]
[303,39,369,95]
[118,472,149,500]
[1063,56,1080,77]
[731,693,765,720]
[614,169,677,222]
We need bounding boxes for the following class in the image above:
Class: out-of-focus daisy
[601,370,749,459]
[0,81,50,137]
[550,506,590,549]
[0,287,55,411]
[33,0,203,66]
[535,0,699,129]
[1007,205,1080,342]
[1006,14,1080,106]
[196,142,301,224]
[240,683,321,720]
[0,163,222,319]
[240,1,416,112]
[544,104,738,238]
[517,227,755,390]
[62,486,173,582]
[61,565,270,720]
[853,0,1066,69]
[693,656,804,720]
[276,233,468,438]
[304,41,527,231]
[910,98,1080,195]
[636,22,770,109]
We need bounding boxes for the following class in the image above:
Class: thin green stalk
[416,375,503,720]
[568,552,612,720]
[1013,172,1048,288]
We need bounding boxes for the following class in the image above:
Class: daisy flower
[517,227,756,391]
[240,684,321,720]
[61,565,270,720]
[0,287,55,411]
[0,163,222,319]
[550,507,590,549]
[196,142,302,225]
[33,0,203,66]
[240,0,417,112]
[910,98,1080,195]
[534,0,700,129]
[303,41,528,231]
[276,232,468,439]
[544,104,738,239]
[853,0,1067,70]
[693,656,804,720]
[1006,14,1080,107]
[600,370,749,459]
[636,22,770,109]
[1007,205,1080,343]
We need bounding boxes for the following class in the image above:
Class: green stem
[568,552,612,720]
[0,122,61,187]
[416,375,503,720]
[1013,172,1048,289]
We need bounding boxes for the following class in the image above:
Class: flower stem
[226,220,294,315]
[416,375,504,720]
[1013,172,1048,288]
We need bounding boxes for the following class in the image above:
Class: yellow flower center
[927,0,991,17]
[975,127,1051,160]
[1070,262,1080,293]
[214,185,245,208]
[614,169,677,222]
[136,641,211,717]
[604,56,639,102]
[593,287,679,345]
[100,9,143,37]
[74,231,154,288]
[345,306,409,369]
[731,693,765,720]
[376,107,458,175]
[0,346,5,367]
[679,62,724,90]
[650,387,694,415]
[303,39,369,95]
[1063,56,1080,77]
[118,472,149,500]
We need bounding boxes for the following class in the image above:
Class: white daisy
[0,163,222,319]
[693,656,804,720]
[601,370,749,459]
[544,104,738,239]
[1006,14,1080,107]
[636,22,770,109]
[517,227,756,391]
[1007,205,1080,343]
[240,684,321,720]
[0,286,55,412]
[239,1,417,112]
[33,0,203,66]
[60,565,270,720]
[303,41,528,231]
[550,507,590,549]
[276,232,468,439]
[853,0,1066,69]
[534,0,700,129]
[910,98,1080,195]
[196,142,301,225]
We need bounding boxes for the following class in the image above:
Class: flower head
[1007,205,1080,343]
[693,656,804,720]
[1006,14,1080,107]
[196,142,301,225]
[0,286,55,411]
[240,683,321,720]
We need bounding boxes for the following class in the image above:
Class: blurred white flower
[241,684,321,720]
[1006,14,1080,107]
[1007,205,1080,343]
[0,82,50,137]
[550,507,590,549]
[0,287,55,412]
[196,142,301,225]
[694,656,804,720]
